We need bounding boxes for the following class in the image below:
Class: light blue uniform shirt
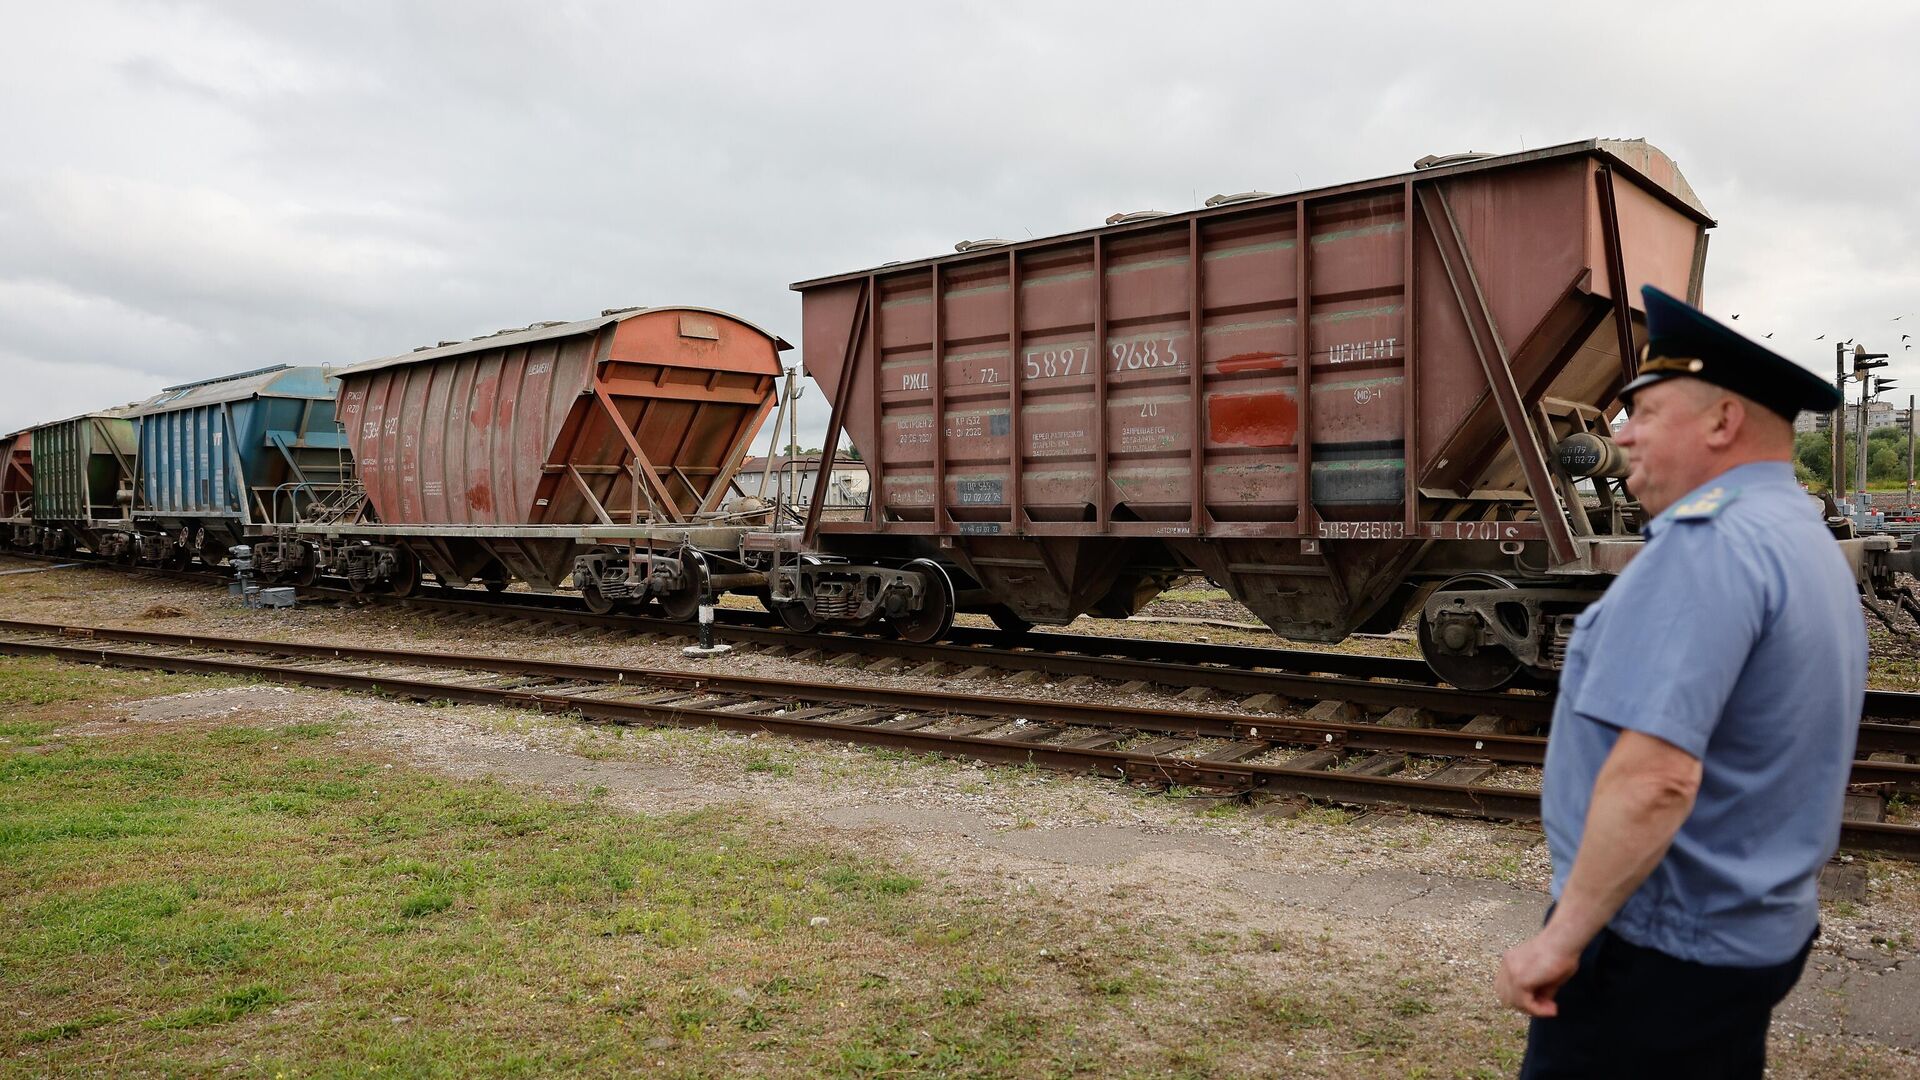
[1544,461,1866,966]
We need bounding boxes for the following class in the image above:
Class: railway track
[13,549,1920,728]
[3,618,1918,859]
[2,548,1563,718]
[336,585,1558,722]
[12,548,1920,728]
[336,585,1920,726]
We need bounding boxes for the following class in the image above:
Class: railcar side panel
[29,413,137,523]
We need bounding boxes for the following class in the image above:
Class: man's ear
[1705,394,1744,449]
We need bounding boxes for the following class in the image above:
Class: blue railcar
[130,364,348,564]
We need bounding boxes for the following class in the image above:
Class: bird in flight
[1816,334,1826,341]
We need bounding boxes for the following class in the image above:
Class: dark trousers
[1519,927,1813,1079]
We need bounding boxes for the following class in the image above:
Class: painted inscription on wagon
[1326,338,1399,364]
[943,412,1010,440]
[1029,429,1087,457]
[955,477,1005,505]
[895,415,933,447]
[1317,520,1406,540]
[1023,346,1091,380]
[1315,520,1528,541]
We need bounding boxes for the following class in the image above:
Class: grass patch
[0,682,1103,1075]
[147,984,287,1029]
[0,655,238,707]
[742,747,795,776]
[398,888,454,918]
[0,655,1597,1077]
[819,865,920,898]
[19,1011,119,1044]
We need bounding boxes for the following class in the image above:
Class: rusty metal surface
[336,307,786,529]
[793,139,1711,639]
[0,431,31,519]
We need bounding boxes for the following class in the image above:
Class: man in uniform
[1495,285,1866,1077]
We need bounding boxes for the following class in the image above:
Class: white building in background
[1796,409,1833,434]
[1860,400,1900,431]
[734,454,870,508]
[1805,401,1900,435]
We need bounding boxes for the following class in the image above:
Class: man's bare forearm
[1542,733,1701,955]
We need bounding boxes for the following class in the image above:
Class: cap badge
[1641,355,1707,376]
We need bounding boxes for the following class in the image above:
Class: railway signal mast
[1853,345,1891,510]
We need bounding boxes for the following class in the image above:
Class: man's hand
[1497,932,1582,1017]
[1494,732,1700,1018]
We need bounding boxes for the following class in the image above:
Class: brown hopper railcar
[778,139,1825,686]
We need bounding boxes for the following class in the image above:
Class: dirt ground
[4,559,1919,1075]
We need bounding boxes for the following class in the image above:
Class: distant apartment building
[1860,400,1899,431]
[1796,409,1832,434]
[735,454,870,508]
[1801,401,1899,435]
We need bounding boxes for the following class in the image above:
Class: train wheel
[390,549,422,597]
[1416,574,1525,691]
[291,557,318,587]
[657,579,701,622]
[481,564,509,593]
[987,606,1033,635]
[580,577,616,615]
[887,559,955,644]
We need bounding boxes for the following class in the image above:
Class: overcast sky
[3,1,1917,454]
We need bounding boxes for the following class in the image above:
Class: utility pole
[1907,394,1915,512]
[1854,346,1892,505]
[1833,342,1848,500]
[1858,383,1871,502]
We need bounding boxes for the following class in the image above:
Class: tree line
[1795,426,1919,492]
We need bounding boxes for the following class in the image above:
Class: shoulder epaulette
[1670,485,1740,521]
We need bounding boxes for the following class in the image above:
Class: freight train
[1,139,1909,688]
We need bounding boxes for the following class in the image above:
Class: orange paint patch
[1217,352,1288,375]
[469,377,497,427]
[1208,392,1297,448]
[465,481,493,513]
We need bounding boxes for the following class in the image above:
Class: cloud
[1,0,1917,441]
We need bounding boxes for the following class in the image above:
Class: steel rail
[11,550,1920,731]
[313,586,1557,720]
[368,582,1453,682]
[2,619,1917,860]
[3,549,1538,703]
[0,618,1551,763]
